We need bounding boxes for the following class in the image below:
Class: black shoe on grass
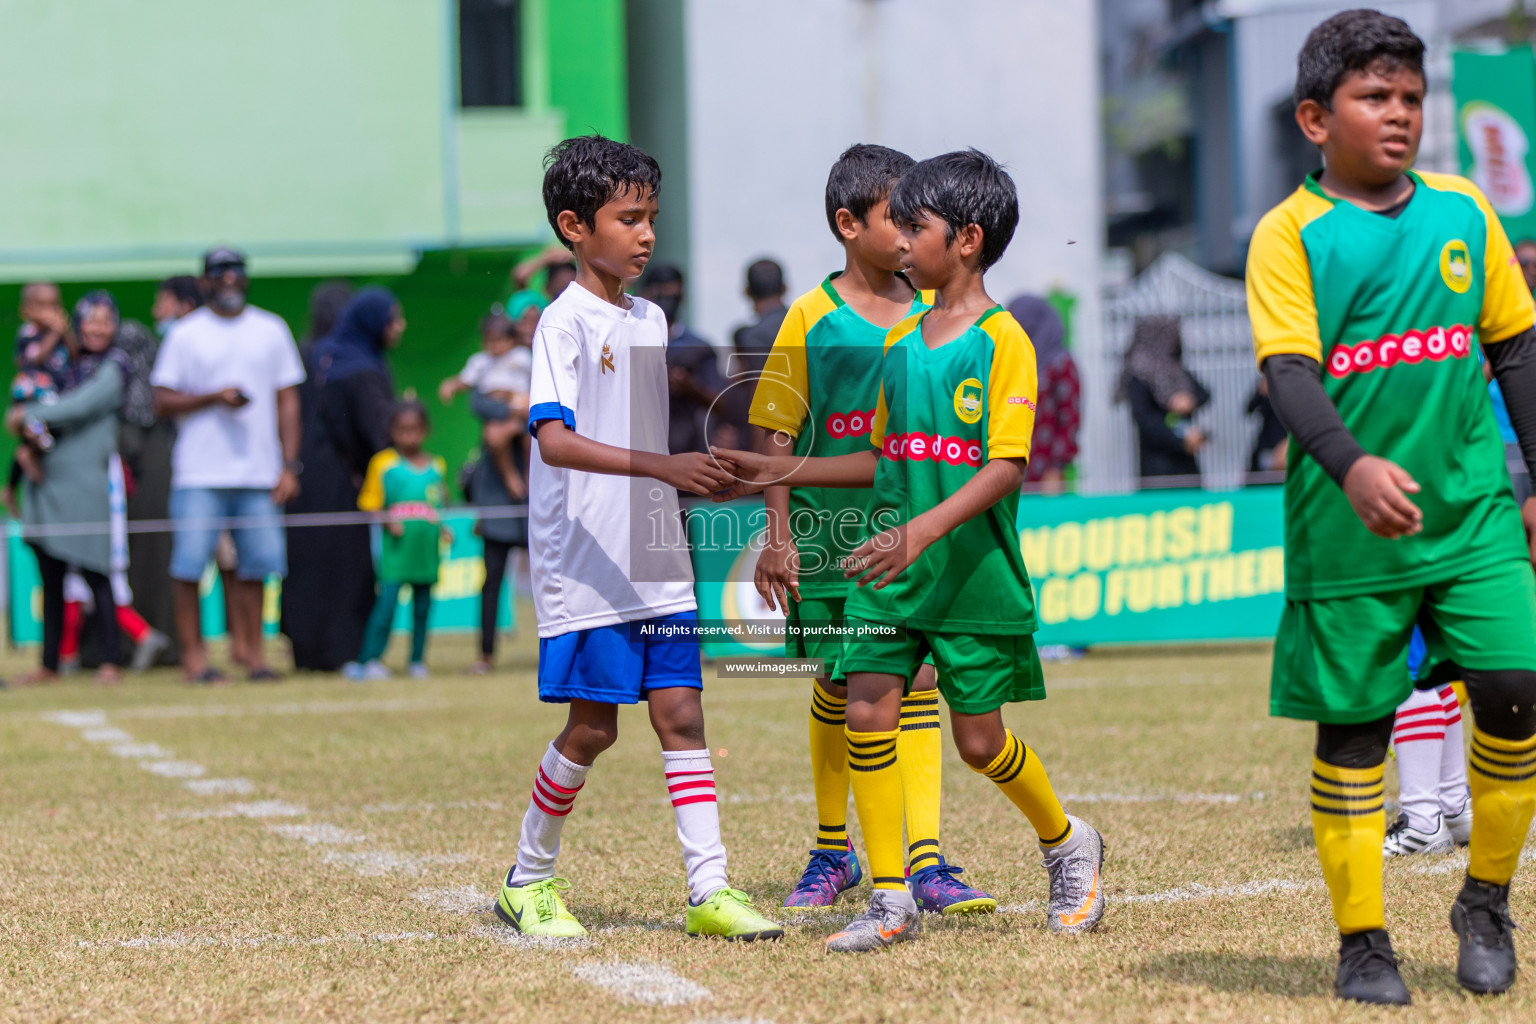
[1335,929,1411,1006]
[1451,876,1518,995]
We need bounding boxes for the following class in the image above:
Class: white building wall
[681,0,1102,376]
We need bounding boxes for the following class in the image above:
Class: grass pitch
[3,622,1533,1023]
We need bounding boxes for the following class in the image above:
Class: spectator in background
[8,291,127,685]
[512,244,578,303]
[643,264,724,454]
[1247,376,1289,474]
[151,248,304,683]
[1118,314,1209,481]
[5,282,75,517]
[1008,295,1079,489]
[1516,239,1536,293]
[282,287,403,671]
[732,259,788,376]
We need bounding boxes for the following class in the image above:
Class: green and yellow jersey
[1247,169,1535,600]
[747,274,929,596]
[842,305,1040,633]
[358,448,448,585]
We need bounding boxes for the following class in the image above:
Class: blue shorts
[169,487,287,583]
[537,611,703,704]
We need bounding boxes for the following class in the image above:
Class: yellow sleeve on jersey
[980,312,1038,461]
[870,310,926,450]
[357,449,398,511]
[1247,187,1334,366]
[1419,172,1536,343]
[747,286,838,437]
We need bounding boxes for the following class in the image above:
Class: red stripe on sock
[1396,707,1445,723]
[664,769,713,778]
[536,768,584,795]
[531,790,573,817]
[667,779,715,794]
[534,783,576,811]
[1394,731,1448,744]
[671,793,718,807]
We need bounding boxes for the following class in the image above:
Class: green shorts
[787,597,933,683]
[842,617,1045,714]
[1272,558,1536,724]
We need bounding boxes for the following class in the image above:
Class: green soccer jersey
[747,274,929,597]
[1247,170,1536,600]
[843,305,1040,633]
[358,448,448,585]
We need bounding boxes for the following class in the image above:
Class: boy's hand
[755,536,800,611]
[708,446,778,501]
[1342,455,1422,538]
[844,520,936,589]
[659,452,737,497]
[387,520,405,538]
[1522,497,1536,568]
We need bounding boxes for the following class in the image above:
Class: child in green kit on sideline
[344,401,451,681]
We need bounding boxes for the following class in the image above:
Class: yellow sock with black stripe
[846,728,906,890]
[1310,758,1386,934]
[1467,728,1536,885]
[898,691,943,872]
[976,730,1072,846]
[808,681,850,851]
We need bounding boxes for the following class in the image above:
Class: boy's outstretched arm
[845,456,1025,589]
[708,446,878,500]
[1484,326,1536,562]
[535,420,735,496]
[755,430,800,611]
[1263,354,1422,538]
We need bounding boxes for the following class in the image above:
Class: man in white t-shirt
[150,248,305,683]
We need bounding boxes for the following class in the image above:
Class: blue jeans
[169,487,286,582]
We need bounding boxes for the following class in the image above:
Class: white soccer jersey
[526,283,696,638]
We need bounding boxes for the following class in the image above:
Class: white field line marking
[139,760,207,779]
[322,850,473,876]
[81,727,134,744]
[269,823,366,845]
[1061,791,1267,805]
[166,800,308,820]
[106,697,450,719]
[182,778,255,796]
[356,799,505,815]
[412,886,496,915]
[1405,845,1536,876]
[998,877,1320,914]
[111,742,173,759]
[1049,672,1239,691]
[571,960,711,1006]
[77,930,441,951]
[468,923,592,949]
[40,710,108,728]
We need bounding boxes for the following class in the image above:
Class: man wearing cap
[150,248,305,683]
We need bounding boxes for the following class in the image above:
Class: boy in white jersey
[494,135,782,941]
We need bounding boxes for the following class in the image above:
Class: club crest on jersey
[953,377,983,424]
[1326,323,1473,377]
[601,342,615,374]
[1439,239,1472,294]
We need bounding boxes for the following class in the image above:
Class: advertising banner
[1453,47,1536,241]
[6,510,512,647]
[685,488,1286,657]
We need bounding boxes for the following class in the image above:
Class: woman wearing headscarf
[280,287,404,670]
[1118,314,1210,480]
[7,291,127,684]
[1008,295,1080,489]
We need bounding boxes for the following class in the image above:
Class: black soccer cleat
[1451,876,1519,995]
[1335,929,1411,1006]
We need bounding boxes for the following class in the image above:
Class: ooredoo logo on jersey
[1326,323,1474,378]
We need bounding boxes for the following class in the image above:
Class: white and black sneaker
[1444,802,1473,846]
[1383,812,1453,857]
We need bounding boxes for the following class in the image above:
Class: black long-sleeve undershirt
[1262,326,1536,493]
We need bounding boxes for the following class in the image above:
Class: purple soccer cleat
[783,843,863,908]
[909,857,998,915]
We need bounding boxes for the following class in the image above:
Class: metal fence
[1082,252,1262,493]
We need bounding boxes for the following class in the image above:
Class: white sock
[509,743,590,886]
[1438,684,1472,816]
[1391,687,1446,833]
[1041,822,1085,859]
[662,749,729,904]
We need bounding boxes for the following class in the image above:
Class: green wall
[0,248,531,489]
[548,0,630,138]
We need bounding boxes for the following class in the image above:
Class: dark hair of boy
[1293,9,1424,109]
[542,134,662,249]
[745,259,785,301]
[823,144,916,244]
[158,275,204,310]
[889,149,1019,271]
[392,399,429,431]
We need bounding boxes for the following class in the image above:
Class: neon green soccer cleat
[495,876,588,938]
[685,887,785,941]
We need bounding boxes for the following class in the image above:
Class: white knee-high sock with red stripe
[1392,687,1447,832]
[663,749,728,903]
[509,743,590,886]
[1438,684,1471,816]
